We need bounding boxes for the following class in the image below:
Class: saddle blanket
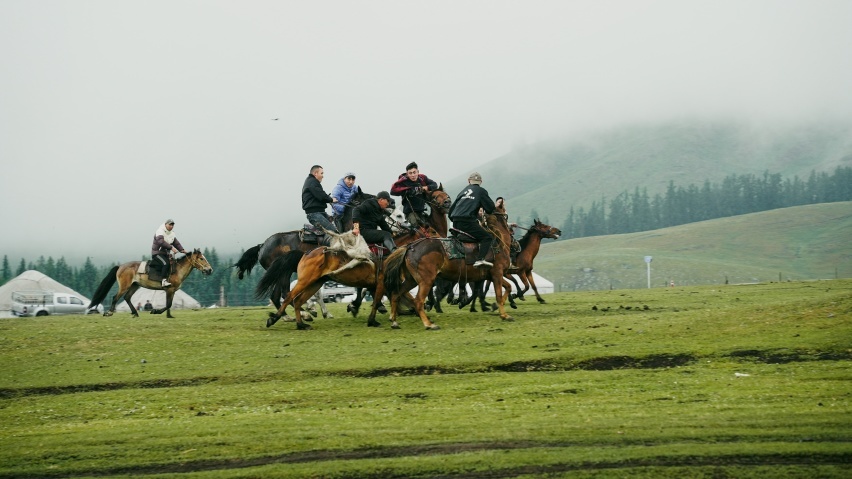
[439,238,465,260]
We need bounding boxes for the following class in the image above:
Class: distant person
[353,191,397,252]
[137,302,142,311]
[302,165,338,233]
[390,161,439,229]
[331,172,358,231]
[144,300,153,311]
[448,172,496,268]
[152,219,186,287]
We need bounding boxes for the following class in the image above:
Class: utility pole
[644,256,653,289]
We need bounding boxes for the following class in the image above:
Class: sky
[2,0,851,265]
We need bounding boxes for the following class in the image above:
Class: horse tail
[233,244,262,279]
[382,247,409,294]
[88,266,119,309]
[255,251,303,300]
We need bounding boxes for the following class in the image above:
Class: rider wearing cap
[331,172,358,231]
[152,219,187,287]
[448,172,496,268]
[352,191,397,253]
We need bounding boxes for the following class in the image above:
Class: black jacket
[448,184,495,220]
[390,173,439,214]
[301,174,334,214]
[353,198,392,231]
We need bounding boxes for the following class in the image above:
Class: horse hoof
[501,316,515,322]
[537,299,546,304]
[510,303,517,310]
[296,322,313,330]
[391,322,401,329]
[426,324,441,330]
[325,313,334,319]
[266,316,280,328]
[309,309,318,318]
[377,305,388,314]
[490,304,498,312]
[367,320,381,327]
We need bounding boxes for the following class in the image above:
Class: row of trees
[555,167,852,239]
[1,249,266,308]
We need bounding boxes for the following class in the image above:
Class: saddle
[448,229,495,265]
[142,257,176,282]
[300,224,327,244]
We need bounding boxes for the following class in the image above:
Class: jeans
[306,212,339,234]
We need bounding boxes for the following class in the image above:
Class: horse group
[85,184,560,328]
[241,185,561,331]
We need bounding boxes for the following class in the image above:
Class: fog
[2,0,850,264]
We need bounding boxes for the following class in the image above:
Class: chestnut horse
[382,210,516,329]
[508,219,561,302]
[87,249,213,318]
[235,187,451,316]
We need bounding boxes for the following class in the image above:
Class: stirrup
[161,279,172,287]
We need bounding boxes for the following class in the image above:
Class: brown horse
[509,219,561,303]
[234,187,451,315]
[87,249,213,318]
[256,236,392,329]
[382,210,516,329]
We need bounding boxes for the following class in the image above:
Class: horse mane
[518,228,535,250]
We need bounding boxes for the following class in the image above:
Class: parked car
[322,282,358,303]
[10,290,101,317]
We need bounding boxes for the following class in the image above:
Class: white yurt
[0,270,94,317]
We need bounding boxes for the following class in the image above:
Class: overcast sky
[2,0,851,264]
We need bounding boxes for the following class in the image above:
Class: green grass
[1,280,850,478]
[535,201,852,290]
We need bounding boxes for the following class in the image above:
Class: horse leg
[513,273,528,301]
[105,274,131,317]
[366,285,385,328]
[316,289,332,318]
[293,284,322,330]
[412,286,439,330]
[494,277,513,321]
[526,272,545,303]
[124,284,142,318]
[165,290,176,318]
[348,288,363,317]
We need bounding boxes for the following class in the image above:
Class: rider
[352,191,397,253]
[152,219,187,287]
[331,172,358,231]
[390,161,438,229]
[448,172,496,268]
[495,196,521,269]
[302,165,338,234]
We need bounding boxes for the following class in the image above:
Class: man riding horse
[390,161,440,230]
[152,219,187,287]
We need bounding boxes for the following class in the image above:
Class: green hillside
[533,201,852,291]
[445,119,852,226]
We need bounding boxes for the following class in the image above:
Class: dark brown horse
[382,210,516,329]
[88,249,213,318]
[509,219,561,303]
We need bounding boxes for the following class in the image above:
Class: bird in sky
[271,118,279,121]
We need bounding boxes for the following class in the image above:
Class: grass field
[1,279,850,478]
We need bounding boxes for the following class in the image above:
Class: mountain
[531,201,852,291]
[444,119,852,226]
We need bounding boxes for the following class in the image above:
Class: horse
[87,249,213,318]
[382,210,516,329]
[235,187,450,318]
[505,219,561,303]
[256,231,404,329]
[450,219,563,310]
[233,187,376,316]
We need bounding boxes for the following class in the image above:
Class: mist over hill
[444,119,852,227]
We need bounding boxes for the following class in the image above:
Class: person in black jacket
[448,172,496,268]
[353,191,396,252]
[301,165,338,233]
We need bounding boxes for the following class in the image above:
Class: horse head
[532,219,562,240]
[188,248,214,275]
[427,184,452,213]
